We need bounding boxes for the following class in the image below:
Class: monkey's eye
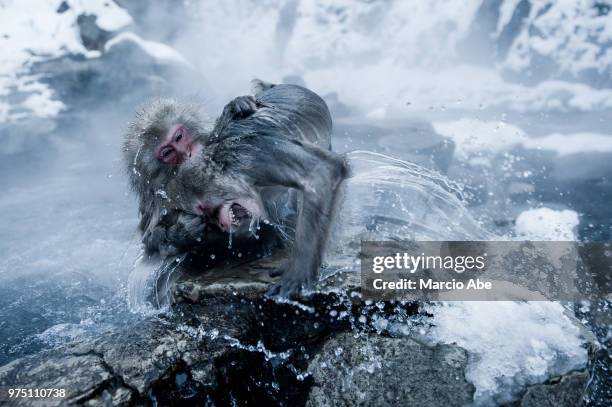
[175,130,183,142]
[159,146,175,161]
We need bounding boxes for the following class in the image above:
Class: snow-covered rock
[502,0,612,86]
[0,0,192,122]
[104,32,191,67]
[463,0,612,87]
[0,0,132,122]
[424,301,591,406]
[0,0,198,155]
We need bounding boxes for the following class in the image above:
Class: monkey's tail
[251,78,276,95]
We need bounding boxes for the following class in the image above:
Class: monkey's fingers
[232,96,258,119]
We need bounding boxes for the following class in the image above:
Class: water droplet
[210,328,219,339]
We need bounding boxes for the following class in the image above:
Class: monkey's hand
[226,95,259,119]
[213,96,259,136]
[266,261,317,299]
[167,212,206,247]
[143,212,206,257]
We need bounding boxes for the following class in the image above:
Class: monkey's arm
[212,96,259,137]
[245,137,348,297]
[142,210,206,257]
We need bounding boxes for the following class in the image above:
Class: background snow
[0,0,131,122]
[502,0,612,81]
[515,207,580,240]
[4,0,612,121]
[104,32,191,66]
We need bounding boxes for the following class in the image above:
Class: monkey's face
[163,163,265,235]
[154,124,201,165]
[123,99,209,195]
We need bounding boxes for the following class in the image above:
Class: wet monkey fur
[123,93,260,257]
[123,80,348,297]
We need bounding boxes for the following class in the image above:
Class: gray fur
[123,83,347,298]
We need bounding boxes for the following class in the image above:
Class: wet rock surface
[518,370,590,407]
[306,333,474,407]
[0,253,596,406]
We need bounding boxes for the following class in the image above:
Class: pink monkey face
[155,124,196,165]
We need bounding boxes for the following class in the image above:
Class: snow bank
[424,206,584,404]
[4,1,612,124]
[430,207,584,404]
[74,0,132,31]
[433,117,612,162]
[0,0,132,123]
[425,301,589,405]
[165,1,612,115]
[105,32,191,67]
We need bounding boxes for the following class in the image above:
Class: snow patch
[432,118,527,161]
[515,208,579,241]
[433,118,612,161]
[20,89,65,119]
[105,32,191,67]
[425,301,589,406]
[72,0,133,31]
[522,132,612,157]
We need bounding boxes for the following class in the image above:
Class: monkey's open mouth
[218,202,251,232]
[230,203,250,224]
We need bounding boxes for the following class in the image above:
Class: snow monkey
[123,80,348,297]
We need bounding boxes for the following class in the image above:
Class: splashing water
[127,250,187,312]
[126,150,489,308]
[325,151,491,272]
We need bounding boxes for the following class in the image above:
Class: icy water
[0,110,142,364]
[0,108,610,403]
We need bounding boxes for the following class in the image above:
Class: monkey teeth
[230,207,239,226]
[228,203,252,227]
